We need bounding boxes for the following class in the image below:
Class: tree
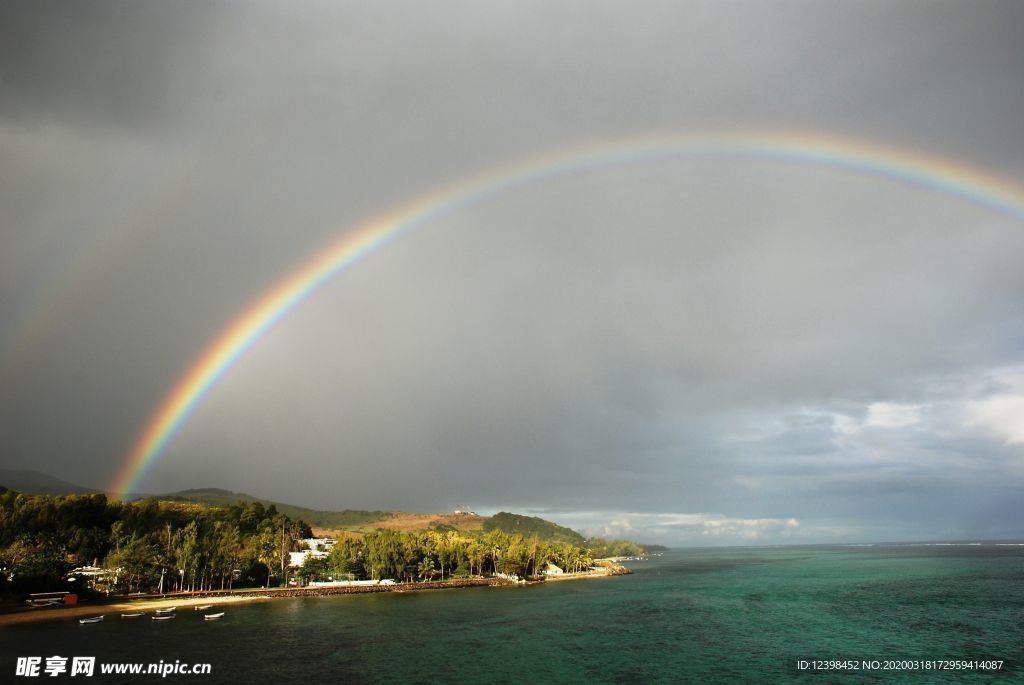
[251,525,280,588]
[466,541,485,577]
[173,521,200,591]
[108,535,159,594]
[298,556,330,583]
[327,537,365,580]
[417,556,437,582]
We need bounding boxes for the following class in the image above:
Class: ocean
[4,544,1022,683]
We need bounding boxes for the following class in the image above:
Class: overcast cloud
[2,1,1022,545]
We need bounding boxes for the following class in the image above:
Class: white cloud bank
[864,402,923,429]
[833,401,922,436]
[965,394,1024,445]
[541,511,802,545]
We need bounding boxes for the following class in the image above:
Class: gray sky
[2,1,1023,545]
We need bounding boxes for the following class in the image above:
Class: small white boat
[79,616,104,624]
[121,613,144,618]
[195,605,213,611]
[154,607,176,614]
[151,614,175,621]
[203,612,225,620]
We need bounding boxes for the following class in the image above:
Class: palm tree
[417,556,437,582]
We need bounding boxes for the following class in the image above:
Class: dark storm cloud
[156,167,1024,540]
[2,1,1023,544]
[0,1,228,134]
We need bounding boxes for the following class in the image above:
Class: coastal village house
[287,538,336,569]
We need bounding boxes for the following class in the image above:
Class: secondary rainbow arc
[108,130,1024,497]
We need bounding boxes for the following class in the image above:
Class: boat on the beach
[121,613,144,618]
[151,614,175,621]
[79,616,104,624]
[203,612,225,620]
[195,605,213,610]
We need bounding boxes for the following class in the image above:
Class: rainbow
[108,130,1024,496]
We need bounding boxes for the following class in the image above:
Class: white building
[303,538,336,553]
[288,538,336,568]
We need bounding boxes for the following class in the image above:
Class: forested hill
[163,490,585,543]
[484,512,586,545]
[0,476,638,550]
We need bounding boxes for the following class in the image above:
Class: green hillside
[483,511,586,545]
[165,492,588,544]
[0,473,597,547]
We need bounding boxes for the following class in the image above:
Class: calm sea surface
[4,545,1022,683]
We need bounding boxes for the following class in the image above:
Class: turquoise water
[4,545,1022,683]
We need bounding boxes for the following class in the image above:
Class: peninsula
[0,483,645,624]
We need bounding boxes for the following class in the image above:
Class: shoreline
[0,594,273,627]
[0,568,624,627]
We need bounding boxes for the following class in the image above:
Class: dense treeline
[0,490,310,596]
[299,529,594,584]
